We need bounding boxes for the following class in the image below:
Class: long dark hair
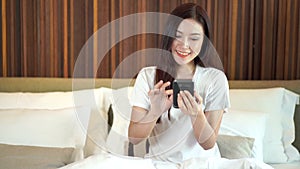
[154,3,212,122]
[155,3,213,86]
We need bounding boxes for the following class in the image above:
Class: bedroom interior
[1,0,300,169]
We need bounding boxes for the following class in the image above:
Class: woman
[128,3,230,162]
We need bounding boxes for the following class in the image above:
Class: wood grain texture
[2,0,7,76]
[0,0,299,79]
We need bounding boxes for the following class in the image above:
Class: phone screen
[172,79,194,108]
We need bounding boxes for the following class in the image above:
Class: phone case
[172,79,194,108]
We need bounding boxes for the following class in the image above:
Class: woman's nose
[180,37,189,48]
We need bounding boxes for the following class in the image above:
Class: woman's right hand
[148,80,173,117]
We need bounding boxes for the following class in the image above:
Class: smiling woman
[172,19,204,66]
[128,3,230,163]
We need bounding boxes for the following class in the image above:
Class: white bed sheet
[59,153,274,169]
[269,161,300,169]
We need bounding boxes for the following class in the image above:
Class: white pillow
[229,88,299,163]
[0,92,75,109]
[106,87,133,156]
[219,109,268,161]
[83,87,113,157]
[0,88,109,111]
[0,106,90,148]
[0,88,113,158]
[281,89,300,162]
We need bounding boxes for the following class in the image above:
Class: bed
[0,77,299,169]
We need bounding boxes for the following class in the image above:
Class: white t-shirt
[130,66,230,163]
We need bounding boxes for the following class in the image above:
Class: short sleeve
[204,71,230,112]
[130,67,156,111]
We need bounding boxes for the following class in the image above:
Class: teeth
[177,50,190,56]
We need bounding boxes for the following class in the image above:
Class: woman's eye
[190,37,200,41]
[175,35,182,38]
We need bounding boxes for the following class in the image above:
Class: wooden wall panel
[1,0,299,79]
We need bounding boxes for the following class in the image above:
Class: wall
[1,0,299,79]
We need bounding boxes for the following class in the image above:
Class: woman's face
[171,19,204,65]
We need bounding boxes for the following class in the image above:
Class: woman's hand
[148,80,173,117]
[178,90,203,116]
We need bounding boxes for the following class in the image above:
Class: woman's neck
[176,63,196,79]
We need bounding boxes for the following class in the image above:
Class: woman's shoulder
[140,66,156,72]
[196,66,226,78]
[138,66,157,76]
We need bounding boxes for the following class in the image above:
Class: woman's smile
[176,50,192,58]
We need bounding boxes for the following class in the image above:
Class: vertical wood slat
[110,0,116,78]
[20,0,27,76]
[261,0,275,79]
[1,0,299,79]
[230,0,238,80]
[137,0,146,71]
[293,1,300,79]
[284,0,291,79]
[97,0,110,78]
[238,0,245,79]
[2,0,7,77]
[276,0,286,79]
[84,0,89,77]
[40,0,46,76]
[70,0,74,77]
[213,0,218,47]
[32,0,37,77]
[247,0,255,79]
[49,0,54,76]
[290,0,297,79]
[93,0,98,77]
[224,0,231,77]
[53,0,59,77]
[117,0,123,78]
[8,0,15,76]
[63,0,68,77]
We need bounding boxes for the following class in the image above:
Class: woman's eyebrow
[176,30,183,34]
[190,33,202,36]
[176,30,202,36]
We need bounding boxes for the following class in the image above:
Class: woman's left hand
[178,90,203,116]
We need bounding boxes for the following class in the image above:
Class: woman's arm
[128,81,173,145]
[128,106,159,145]
[178,90,223,150]
[190,109,223,150]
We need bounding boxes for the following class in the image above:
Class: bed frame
[0,77,299,152]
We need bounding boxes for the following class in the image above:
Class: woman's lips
[176,50,191,58]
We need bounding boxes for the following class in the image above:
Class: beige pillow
[0,143,75,169]
[217,135,255,159]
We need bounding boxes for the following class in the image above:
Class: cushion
[0,92,75,109]
[0,88,113,158]
[83,88,113,157]
[106,87,133,156]
[0,107,90,149]
[105,86,150,157]
[229,88,299,163]
[281,89,300,162]
[219,109,267,161]
[0,143,75,169]
[217,135,254,159]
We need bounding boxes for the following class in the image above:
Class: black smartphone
[173,79,194,108]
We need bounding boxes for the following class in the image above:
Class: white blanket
[60,153,274,169]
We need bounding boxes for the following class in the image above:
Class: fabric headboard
[0,77,299,152]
